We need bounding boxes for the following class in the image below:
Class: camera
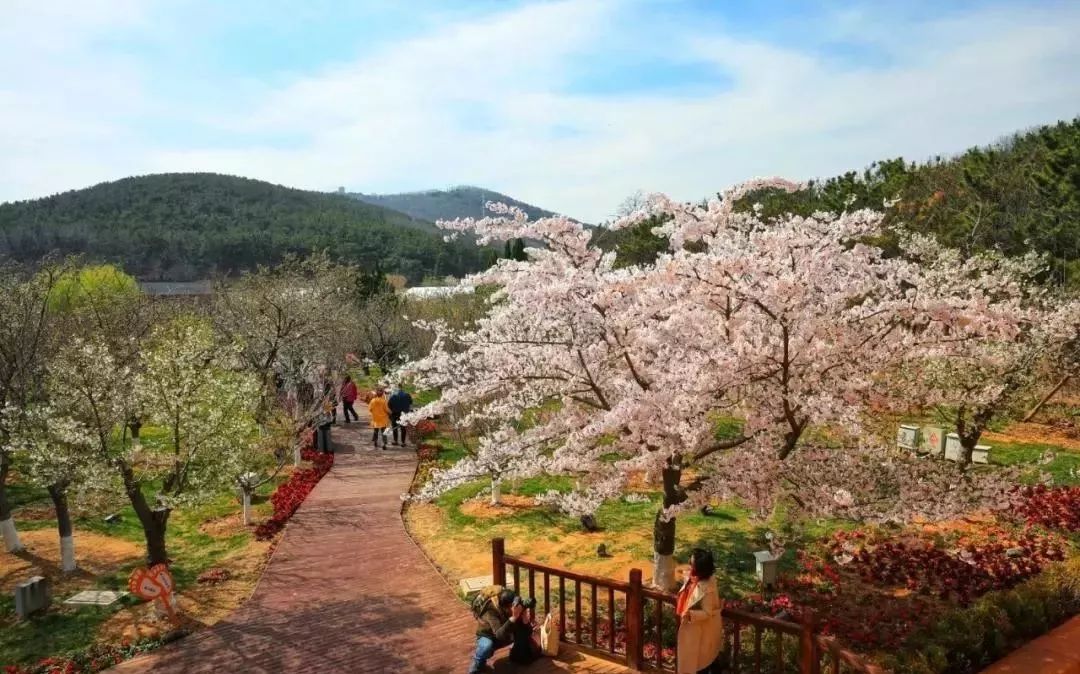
[513,596,536,610]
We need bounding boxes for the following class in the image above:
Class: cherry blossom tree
[894,237,1080,464]
[405,179,1007,588]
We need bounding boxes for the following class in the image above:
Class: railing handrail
[494,538,883,674]
[508,555,803,632]
[503,553,633,592]
[814,634,887,674]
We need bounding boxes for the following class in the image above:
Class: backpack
[471,585,504,620]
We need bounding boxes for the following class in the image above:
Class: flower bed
[720,513,1077,669]
[1013,484,1080,532]
[2,633,189,674]
[254,440,334,541]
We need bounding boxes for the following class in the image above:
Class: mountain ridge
[0,172,488,282]
[349,185,563,224]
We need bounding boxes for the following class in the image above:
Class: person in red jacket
[340,375,359,423]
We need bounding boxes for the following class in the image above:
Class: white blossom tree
[0,261,67,553]
[8,407,112,571]
[136,316,261,551]
[406,181,991,588]
[50,316,259,566]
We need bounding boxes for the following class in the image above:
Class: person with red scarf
[675,548,723,674]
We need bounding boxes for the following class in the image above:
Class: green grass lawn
[990,439,1080,485]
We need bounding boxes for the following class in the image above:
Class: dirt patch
[984,422,1080,453]
[404,501,661,589]
[0,530,142,598]
[459,494,537,519]
[199,511,247,538]
[96,538,271,643]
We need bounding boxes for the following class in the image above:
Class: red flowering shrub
[413,419,437,439]
[1013,485,1080,532]
[254,447,333,540]
[2,634,184,674]
[416,443,438,461]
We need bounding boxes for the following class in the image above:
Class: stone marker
[919,426,946,457]
[753,551,782,589]
[15,576,50,619]
[459,572,510,597]
[896,424,919,451]
[64,590,128,607]
[944,433,964,462]
[972,445,991,465]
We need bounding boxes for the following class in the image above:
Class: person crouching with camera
[469,588,539,673]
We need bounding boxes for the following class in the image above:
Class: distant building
[337,186,346,194]
[139,280,213,297]
[403,285,474,300]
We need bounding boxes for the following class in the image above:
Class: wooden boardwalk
[111,414,627,673]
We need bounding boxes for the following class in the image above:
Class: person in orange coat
[368,388,391,449]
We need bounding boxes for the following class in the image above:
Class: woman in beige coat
[675,548,723,674]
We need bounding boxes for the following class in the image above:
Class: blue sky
[2,0,1079,221]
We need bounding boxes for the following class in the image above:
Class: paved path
[980,614,1080,674]
[112,410,628,674]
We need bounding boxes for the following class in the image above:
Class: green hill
[351,185,561,223]
[0,173,488,281]
[597,118,1080,285]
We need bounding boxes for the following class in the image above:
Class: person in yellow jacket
[368,388,391,450]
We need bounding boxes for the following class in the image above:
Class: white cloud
[1,0,1078,222]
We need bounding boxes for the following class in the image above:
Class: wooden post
[492,538,505,587]
[626,568,644,671]
[799,609,820,674]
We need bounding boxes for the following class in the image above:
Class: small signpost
[128,564,180,626]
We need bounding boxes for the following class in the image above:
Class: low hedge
[882,555,1080,674]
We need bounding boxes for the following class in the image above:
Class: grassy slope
[0,425,283,666]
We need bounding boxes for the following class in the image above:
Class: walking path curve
[111,412,626,673]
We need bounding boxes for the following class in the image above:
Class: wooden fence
[492,538,884,674]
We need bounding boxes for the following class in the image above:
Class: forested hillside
[352,185,560,223]
[0,173,488,281]
[597,118,1080,285]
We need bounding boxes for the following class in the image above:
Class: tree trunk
[652,459,683,591]
[1022,374,1071,423]
[129,418,142,449]
[0,455,22,552]
[47,483,76,572]
[490,476,501,506]
[241,488,252,526]
[120,463,171,566]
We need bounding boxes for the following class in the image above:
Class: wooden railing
[492,538,884,674]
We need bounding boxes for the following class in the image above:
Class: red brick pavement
[110,414,629,674]
[111,420,475,673]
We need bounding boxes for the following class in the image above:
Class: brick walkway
[979,614,1080,674]
[111,411,628,674]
